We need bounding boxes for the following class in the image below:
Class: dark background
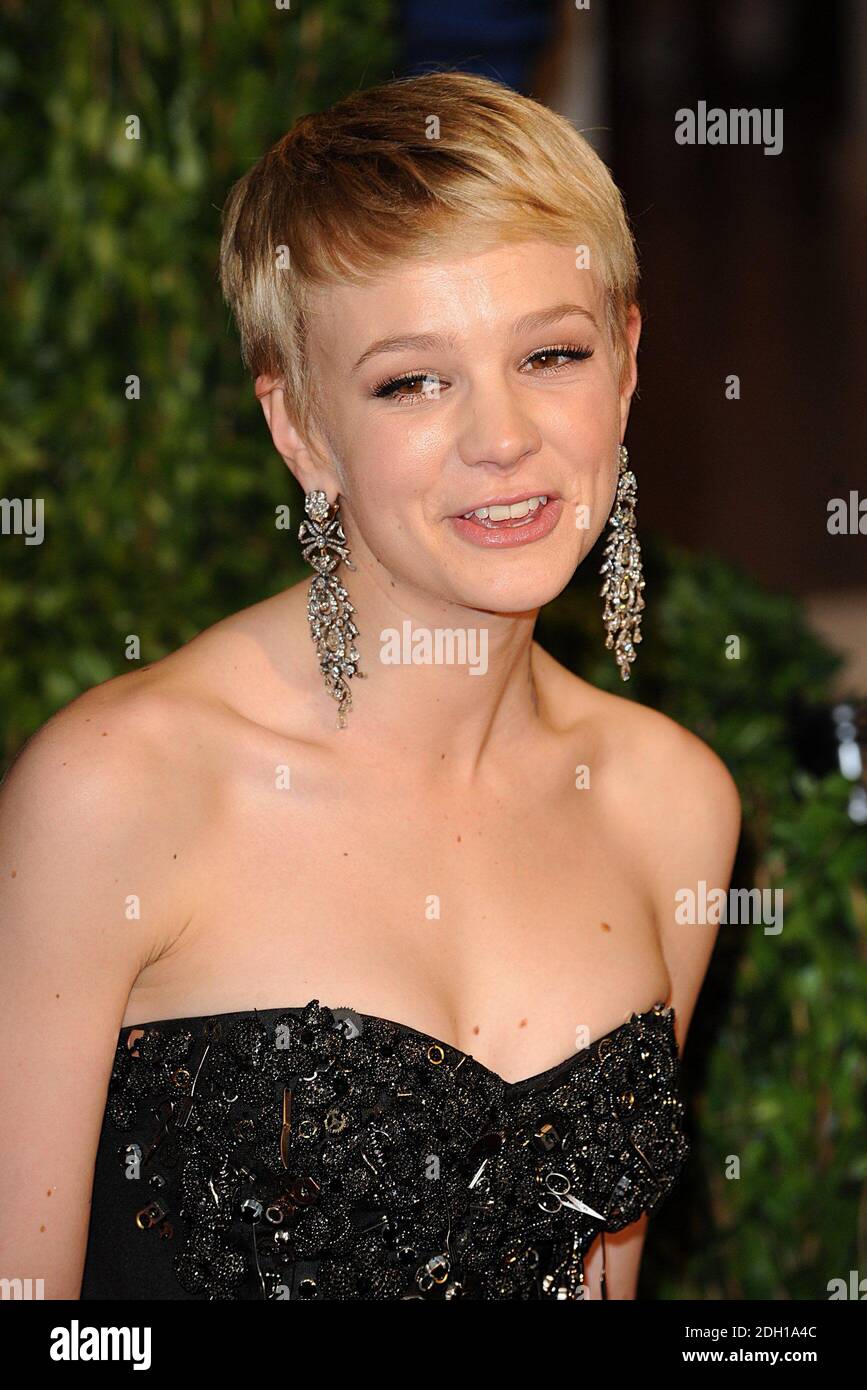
[400,0,867,682]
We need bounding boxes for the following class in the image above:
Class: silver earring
[298,490,365,728]
[600,443,645,680]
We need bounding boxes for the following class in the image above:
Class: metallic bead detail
[298,489,366,729]
[600,443,646,681]
[98,999,689,1300]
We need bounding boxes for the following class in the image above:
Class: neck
[309,555,545,774]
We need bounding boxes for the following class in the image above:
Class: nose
[455,374,543,472]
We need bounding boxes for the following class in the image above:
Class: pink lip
[449,496,564,549]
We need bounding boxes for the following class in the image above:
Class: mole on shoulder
[600,921,611,932]
[518,1018,528,1029]
[472,1024,480,1035]
[456,835,461,843]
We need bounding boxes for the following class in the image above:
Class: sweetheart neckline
[119,997,678,1092]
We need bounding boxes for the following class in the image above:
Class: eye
[371,371,443,404]
[520,343,594,374]
[370,342,594,405]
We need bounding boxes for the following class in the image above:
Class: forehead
[307,241,604,367]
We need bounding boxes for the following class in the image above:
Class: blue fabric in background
[397,0,559,93]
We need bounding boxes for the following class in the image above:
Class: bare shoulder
[595,682,741,831]
[3,663,211,833]
[537,648,742,1048]
[535,643,741,837]
[2,680,185,968]
[591,683,741,1047]
[1,582,312,893]
[0,599,277,952]
[3,670,170,836]
[4,580,308,789]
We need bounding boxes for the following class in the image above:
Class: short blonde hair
[219,71,639,438]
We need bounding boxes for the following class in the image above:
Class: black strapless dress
[79,998,689,1300]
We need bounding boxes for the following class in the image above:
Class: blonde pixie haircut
[219,71,639,440]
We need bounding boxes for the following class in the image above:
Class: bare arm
[650,726,742,1052]
[583,720,742,1298]
[0,683,195,1298]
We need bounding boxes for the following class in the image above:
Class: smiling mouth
[459,494,550,528]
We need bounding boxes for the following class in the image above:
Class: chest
[127,751,671,1077]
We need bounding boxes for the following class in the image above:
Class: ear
[254,373,338,496]
[618,303,642,437]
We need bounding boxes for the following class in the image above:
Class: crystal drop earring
[297,489,365,728]
[599,443,645,680]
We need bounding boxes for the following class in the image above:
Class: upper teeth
[463,495,548,521]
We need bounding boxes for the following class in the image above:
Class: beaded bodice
[80,998,689,1300]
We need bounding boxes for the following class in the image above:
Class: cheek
[353,420,445,518]
[589,464,618,542]
[548,370,618,446]
[337,445,436,566]
[563,432,619,550]
[552,409,617,504]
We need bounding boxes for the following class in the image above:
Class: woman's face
[302,239,641,614]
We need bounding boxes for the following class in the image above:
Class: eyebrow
[350,302,600,373]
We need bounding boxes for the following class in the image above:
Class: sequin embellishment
[101,1000,689,1300]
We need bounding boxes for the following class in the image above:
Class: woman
[0,72,740,1300]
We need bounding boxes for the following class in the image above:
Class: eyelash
[370,343,595,402]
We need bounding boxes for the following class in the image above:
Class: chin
[445,564,577,616]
